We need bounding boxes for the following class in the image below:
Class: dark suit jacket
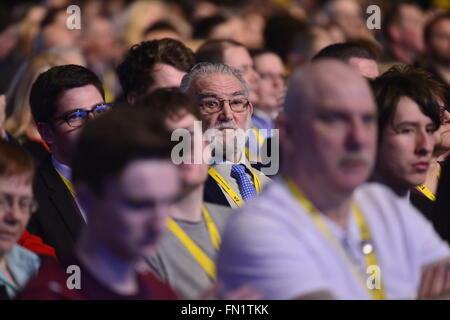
[203,162,269,207]
[432,158,450,244]
[28,156,85,258]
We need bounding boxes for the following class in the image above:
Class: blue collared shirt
[0,245,40,299]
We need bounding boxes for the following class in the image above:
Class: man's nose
[415,130,434,156]
[346,120,372,151]
[218,102,234,121]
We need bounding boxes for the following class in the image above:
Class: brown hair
[0,141,34,184]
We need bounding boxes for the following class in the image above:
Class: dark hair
[193,15,228,40]
[134,87,202,122]
[117,39,195,98]
[382,1,421,42]
[371,65,441,142]
[312,41,379,62]
[72,107,177,195]
[263,14,307,63]
[29,64,105,123]
[195,39,244,64]
[0,140,34,184]
[250,48,276,59]
[424,13,450,45]
[143,20,180,38]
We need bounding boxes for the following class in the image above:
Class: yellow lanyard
[56,169,76,197]
[415,185,436,201]
[284,177,385,300]
[252,127,266,147]
[208,166,261,207]
[415,168,441,202]
[166,205,221,279]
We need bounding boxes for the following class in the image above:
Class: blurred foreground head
[72,107,180,260]
[279,59,377,196]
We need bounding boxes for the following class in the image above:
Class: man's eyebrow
[198,92,218,99]
[232,90,246,97]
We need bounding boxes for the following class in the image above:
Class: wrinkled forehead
[191,73,247,99]
[287,66,375,117]
[313,76,376,112]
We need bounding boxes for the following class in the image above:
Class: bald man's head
[284,59,374,119]
[280,59,377,196]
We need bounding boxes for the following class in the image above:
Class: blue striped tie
[231,164,257,201]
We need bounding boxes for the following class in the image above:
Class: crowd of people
[0,0,450,300]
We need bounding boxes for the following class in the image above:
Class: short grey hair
[180,62,249,97]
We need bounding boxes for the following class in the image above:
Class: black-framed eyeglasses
[0,193,38,216]
[52,103,113,128]
[198,98,250,114]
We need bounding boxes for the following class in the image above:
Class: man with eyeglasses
[27,64,112,258]
[180,62,271,209]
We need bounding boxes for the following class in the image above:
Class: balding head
[281,59,377,197]
[285,59,374,118]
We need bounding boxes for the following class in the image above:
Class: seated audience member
[0,141,40,299]
[116,38,195,104]
[195,40,264,158]
[5,53,68,164]
[137,88,232,299]
[0,94,56,260]
[250,49,286,132]
[396,68,449,217]
[371,66,441,211]
[195,39,260,105]
[218,60,450,300]
[28,64,112,258]
[249,49,286,161]
[380,1,426,69]
[421,13,450,86]
[312,41,380,79]
[18,107,180,300]
[180,63,272,209]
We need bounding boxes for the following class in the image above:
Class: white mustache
[213,122,239,130]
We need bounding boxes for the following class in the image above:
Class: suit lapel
[40,157,85,239]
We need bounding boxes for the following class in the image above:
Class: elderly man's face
[190,73,253,158]
[287,73,377,194]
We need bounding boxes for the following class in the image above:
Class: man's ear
[37,122,55,145]
[248,101,254,115]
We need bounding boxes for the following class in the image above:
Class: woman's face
[0,175,33,257]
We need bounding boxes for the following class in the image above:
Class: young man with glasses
[27,64,112,259]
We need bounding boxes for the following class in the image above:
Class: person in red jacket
[18,106,180,299]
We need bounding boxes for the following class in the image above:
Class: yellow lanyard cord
[415,169,441,202]
[252,127,266,147]
[208,166,261,207]
[56,169,76,197]
[284,177,385,300]
[166,205,221,280]
[415,185,436,201]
